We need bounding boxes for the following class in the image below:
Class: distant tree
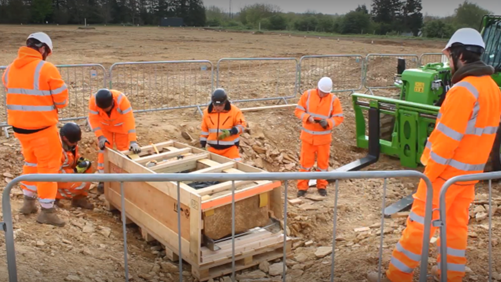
[453,0,491,30]
[340,10,371,34]
[30,0,52,23]
[267,13,287,30]
[355,4,369,14]
[402,0,423,36]
[371,0,403,34]
[422,19,455,38]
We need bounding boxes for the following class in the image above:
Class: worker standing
[368,28,501,282]
[200,88,246,161]
[294,77,344,197]
[56,122,94,210]
[2,32,68,227]
[88,89,141,193]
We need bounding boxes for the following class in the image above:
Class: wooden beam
[150,153,210,172]
[119,140,174,155]
[197,180,254,196]
[191,162,236,174]
[136,148,191,164]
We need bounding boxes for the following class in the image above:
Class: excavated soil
[0,25,499,282]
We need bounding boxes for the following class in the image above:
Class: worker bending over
[88,89,141,193]
[368,28,501,282]
[294,77,344,197]
[2,32,68,227]
[56,123,94,209]
[200,88,247,161]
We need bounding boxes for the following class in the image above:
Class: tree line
[0,0,492,38]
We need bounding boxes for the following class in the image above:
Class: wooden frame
[103,140,289,281]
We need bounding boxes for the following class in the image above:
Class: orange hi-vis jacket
[88,89,137,142]
[295,88,344,145]
[2,47,68,130]
[60,145,83,174]
[200,102,246,150]
[421,75,501,184]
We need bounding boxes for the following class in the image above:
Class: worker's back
[421,72,501,182]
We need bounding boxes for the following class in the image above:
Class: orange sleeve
[45,63,68,109]
[118,95,137,142]
[326,95,344,129]
[200,112,209,141]
[422,85,476,181]
[294,91,310,123]
[88,96,104,139]
[233,107,247,134]
[1,65,8,91]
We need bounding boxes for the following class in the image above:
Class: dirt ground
[0,25,499,282]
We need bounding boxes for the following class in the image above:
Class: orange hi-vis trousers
[56,167,92,199]
[208,145,241,161]
[97,131,129,173]
[297,141,330,190]
[386,177,474,282]
[15,125,62,209]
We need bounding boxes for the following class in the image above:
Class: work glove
[129,141,141,154]
[319,119,328,129]
[75,157,92,173]
[200,141,207,150]
[218,129,231,140]
[98,136,110,150]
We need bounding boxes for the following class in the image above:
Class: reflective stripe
[4,66,9,85]
[61,150,69,167]
[396,242,421,262]
[409,211,425,224]
[89,110,99,115]
[98,169,104,173]
[54,99,67,106]
[7,88,52,96]
[296,105,305,111]
[332,113,343,117]
[318,168,328,172]
[7,104,55,112]
[299,165,312,170]
[118,107,132,114]
[209,128,232,133]
[114,122,124,126]
[436,123,463,141]
[101,122,109,125]
[98,163,104,168]
[38,198,54,204]
[99,150,105,154]
[128,129,136,133]
[33,61,45,90]
[233,158,241,161]
[200,137,207,141]
[300,113,306,120]
[426,142,486,171]
[92,127,101,132]
[75,182,87,190]
[24,162,37,167]
[466,125,498,136]
[447,247,465,258]
[437,262,466,272]
[21,182,37,191]
[51,84,68,95]
[207,140,237,145]
[201,131,209,135]
[390,257,414,273]
[302,127,332,135]
[236,125,245,133]
[117,93,124,104]
[309,113,330,119]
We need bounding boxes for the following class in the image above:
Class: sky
[203,0,501,17]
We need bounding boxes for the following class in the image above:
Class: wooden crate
[103,140,290,281]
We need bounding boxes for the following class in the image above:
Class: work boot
[318,189,327,196]
[36,207,66,227]
[19,195,38,215]
[297,190,306,197]
[367,271,392,282]
[71,196,94,210]
[97,182,104,194]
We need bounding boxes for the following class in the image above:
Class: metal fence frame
[1,170,434,282]
[109,60,215,116]
[419,53,447,66]
[298,55,365,94]
[437,172,501,282]
[216,57,299,105]
[0,66,8,137]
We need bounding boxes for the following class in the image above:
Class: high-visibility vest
[60,145,81,174]
[2,47,68,130]
[421,75,501,183]
[88,89,137,142]
[200,102,246,150]
[294,89,344,145]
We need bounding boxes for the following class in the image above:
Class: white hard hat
[27,32,53,53]
[317,77,333,93]
[443,28,485,53]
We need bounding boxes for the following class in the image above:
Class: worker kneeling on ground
[368,28,501,282]
[200,88,247,161]
[88,89,141,193]
[295,77,344,197]
[56,122,94,210]
[3,32,69,227]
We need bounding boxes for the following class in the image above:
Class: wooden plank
[201,229,275,257]
[190,193,202,264]
[150,153,210,172]
[119,140,174,155]
[198,159,223,167]
[191,162,236,174]
[136,148,191,164]
[197,180,255,197]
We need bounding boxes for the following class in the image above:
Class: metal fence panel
[56,64,107,121]
[419,53,447,66]
[216,58,298,104]
[0,66,7,130]
[1,170,434,282]
[298,55,364,94]
[109,60,214,114]
[437,172,501,282]
[364,54,419,89]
